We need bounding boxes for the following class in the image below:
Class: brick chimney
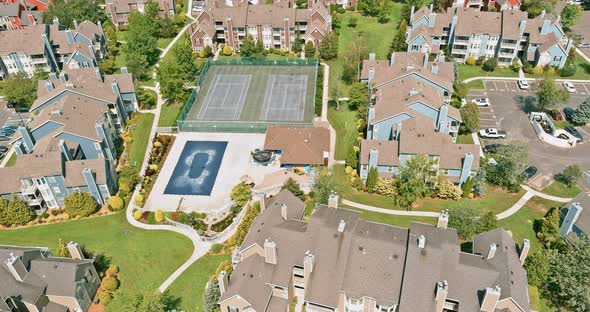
[519,239,530,265]
[67,242,84,260]
[437,210,449,229]
[480,286,501,312]
[4,254,27,282]
[281,203,288,221]
[328,193,339,209]
[435,280,448,312]
[218,271,228,295]
[486,244,497,260]
[264,239,277,264]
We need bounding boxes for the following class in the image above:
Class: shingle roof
[359,140,400,166]
[567,192,590,236]
[264,125,330,165]
[0,24,47,55]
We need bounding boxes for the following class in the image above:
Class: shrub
[365,167,378,193]
[345,145,358,169]
[465,56,476,66]
[475,56,486,66]
[210,243,223,254]
[213,260,234,281]
[436,176,462,200]
[374,178,397,196]
[461,177,474,197]
[133,210,142,220]
[41,212,50,219]
[222,45,232,56]
[482,58,498,72]
[155,209,164,223]
[98,291,113,305]
[119,183,131,193]
[229,201,261,246]
[0,197,35,227]
[230,183,252,207]
[51,210,59,216]
[108,196,124,211]
[135,195,144,206]
[557,165,582,187]
[560,63,577,77]
[107,265,119,276]
[64,192,98,218]
[101,276,119,292]
[531,66,544,76]
[510,58,521,72]
[62,213,70,221]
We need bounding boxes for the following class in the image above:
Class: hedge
[102,276,119,292]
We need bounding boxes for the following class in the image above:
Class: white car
[563,81,576,93]
[518,80,529,90]
[479,128,507,139]
[471,98,491,107]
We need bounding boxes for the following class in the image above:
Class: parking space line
[503,81,509,91]
[578,127,590,137]
[493,81,498,90]
[582,84,590,95]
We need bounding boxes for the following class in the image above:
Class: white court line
[197,75,221,119]
[261,76,276,121]
[232,75,251,120]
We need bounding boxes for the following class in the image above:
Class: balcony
[20,184,37,195]
[499,52,514,58]
[501,42,518,48]
[453,39,469,45]
[452,49,467,54]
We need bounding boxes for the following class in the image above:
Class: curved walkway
[463,76,590,84]
[342,184,574,221]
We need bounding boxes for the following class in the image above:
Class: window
[387,166,393,172]
[228,307,239,312]
[48,176,56,183]
[362,165,368,171]
[553,56,562,62]
[94,142,101,150]
[52,187,61,194]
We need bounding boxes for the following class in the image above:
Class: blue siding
[83,168,103,205]
[413,17,429,28]
[31,121,63,141]
[46,175,68,202]
[547,45,567,68]
[407,102,439,124]
[372,114,412,140]
[407,35,427,52]
[55,133,103,159]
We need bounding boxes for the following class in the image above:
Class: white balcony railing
[20,185,37,195]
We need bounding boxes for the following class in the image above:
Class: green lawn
[158,37,174,50]
[4,152,17,167]
[456,133,474,144]
[465,79,485,90]
[458,64,520,81]
[128,113,155,168]
[542,180,581,198]
[569,52,590,80]
[342,205,437,228]
[116,31,128,42]
[0,212,193,292]
[168,253,231,312]
[158,102,184,127]
[327,105,359,160]
[549,116,573,129]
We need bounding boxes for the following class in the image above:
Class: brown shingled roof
[264,125,330,165]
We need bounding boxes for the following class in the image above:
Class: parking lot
[469,80,590,184]
[0,101,30,149]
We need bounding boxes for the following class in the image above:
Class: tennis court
[179,58,318,132]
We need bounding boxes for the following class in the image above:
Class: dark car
[14,106,29,113]
[550,110,564,121]
[484,143,503,154]
[0,136,9,142]
[563,107,576,122]
[523,166,538,181]
[565,126,583,142]
[0,146,8,153]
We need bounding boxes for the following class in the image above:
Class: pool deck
[145,132,283,212]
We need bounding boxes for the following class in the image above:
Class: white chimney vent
[486,244,497,260]
[264,239,277,264]
[67,242,84,260]
[328,193,339,209]
[218,270,228,295]
[519,239,530,265]
[280,203,288,221]
[437,209,449,229]
[418,235,426,248]
[5,254,27,282]
[338,220,346,233]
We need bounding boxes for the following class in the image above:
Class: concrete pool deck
[145,132,283,212]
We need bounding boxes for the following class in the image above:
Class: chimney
[409,88,419,97]
[53,16,59,25]
[368,52,375,61]
[418,235,426,248]
[480,286,501,312]
[556,15,561,25]
[73,19,79,30]
[4,254,27,282]
[437,53,445,62]
[264,239,277,264]
[368,65,375,82]
[486,244,497,260]
[431,63,439,74]
[338,220,346,233]
[435,280,448,312]
[390,52,395,66]
[49,72,57,81]
[437,210,449,229]
[45,81,54,92]
[217,271,228,295]
[65,29,75,45]
[423,52,429,68]
[67,242,84,260]
[429,3,433,12]
[519,239,530,265]
[428,11,436,28]
[121,67,129,74]
[410,5,415,22]
[260,194,267,212]
[95,68,103,82]
[328,193,339,209]
[303,251,315,288]
[540,9,546,19]
[281,203,288,221]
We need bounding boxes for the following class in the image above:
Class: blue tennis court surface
[164,141,227,196]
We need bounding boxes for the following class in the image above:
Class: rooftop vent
[338,220,346,233]
[418,235,426,248]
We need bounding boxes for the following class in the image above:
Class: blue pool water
[164,141,228,196]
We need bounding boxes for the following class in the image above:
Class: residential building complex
[0,67,135,211]
[105,0,176,25]
[406,5,572,68]
[0,242,100,312]
[0,18,105,80]
[560,192,590,240]
[219,190,531,312]
[264,125,330,168]
[188,0,331,52]
[358,52,479,185]
[0,0,43,31]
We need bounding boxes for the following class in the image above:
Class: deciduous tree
[63,191,98,218]
[43,0,106,28]
[2,73,36,108]
[561,4,582,30]
[106,289,175,312]
[281,178,305,200]
[311,167,337,204]
[535,78,570,111]
[460,103,480,133]
[484,143,528,192]
[447,202,497,240]
[558,164,582,187]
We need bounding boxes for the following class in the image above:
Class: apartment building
[188,0,331,52]
[357,52,478,185]
[407,5,572,68]
[0,18,105,80]
[0,68,135,211]
[219,190,531,312]
[0,242,100,312]
[0,0,43,31]
[105,0,175,25]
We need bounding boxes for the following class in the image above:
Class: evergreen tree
[203,281,221,312]
[389,19,408,53]
[573,97,590,125]
[281,178,305,200]
[304,41,316,58]
[366,167,379,193]
[292,31,303,52]
[318,33,338,60]
[57,239,70,258]
[345,145,358,169]
[239,35,257,57]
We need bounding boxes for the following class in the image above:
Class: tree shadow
[460,241,473,253]
[513,95,538,113]
[162,290,182,311]
[80,245,111,274]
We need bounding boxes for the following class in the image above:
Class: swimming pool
[164,141,227,196]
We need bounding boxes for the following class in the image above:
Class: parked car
[479,128,507,139]
[0,136,9,142]
[550,110,564,121]
[0,146,8,153]
[518,80,529,90]
[580,43,590,49]
[483,143,504,154]
[523,166,538,181]
[565,126,583,142]
[0,129,15,136]
[472,98,491,107]
[563,81,577,93]
[563,107,577,122]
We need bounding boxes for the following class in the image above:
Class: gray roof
[567,192,590,236]
[221,190,530,311]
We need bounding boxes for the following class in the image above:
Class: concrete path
[320,62,329,122]
[0,147,15,168]
[576,48,590,64]
[463,76,590,84]
[343,184,574,221]
[159,22,192,60]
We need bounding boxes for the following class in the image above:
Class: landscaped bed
[542,180,581,198]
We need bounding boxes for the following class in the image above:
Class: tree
[482,58,498,72]
[389,19,408,53]
[173,35,197,79]
[560,62,577,77]
[377,0,393,23]
[318,32,338,60]
[461,177,474,197]
[573,97,590,125]
[239,35,257,57]
[484,143,528,192]
[126,13,159,65]
[535,78,570,111]
[543,236,590,311]
[561,4,582,30]
[348,16,358,27]
[203,45,214,58]
[57,238,70,257]
[222,45,233,56]
[296,0,308,8]
[521,0,552,18]
[157,57,186,103]
[281,178,305,200]
[366,167,379,193]
[64,191,98,218]
[311,167,337,204]
[558,164,582,187]
[348,82,368,110]
[230,183,252,208]
[203,281,221,312]
[459,103,480,133]
[436,175,462,200]
[525,251,549,288]
[447,202,497,240]
[473,167,487,197]
[0,197,35,227]
[125,52,149,79]
[453,80,469,99]
[42,0,106,29]
[292,31,303,53]
[3,73,36,108]
[304,41,316,58]
[399,154,437,194]
[341,34,368,83]
[345,145,358,169]
[106,289,175,312]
